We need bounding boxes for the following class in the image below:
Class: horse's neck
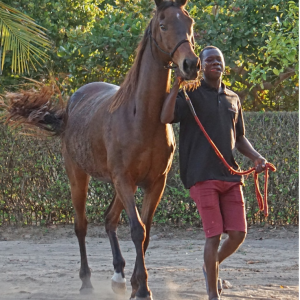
[134,45,171,122]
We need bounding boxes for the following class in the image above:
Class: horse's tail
[2,83,66,136]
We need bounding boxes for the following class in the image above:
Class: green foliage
[247,1,298,86]
[0,112,298,226]
[187,0,298,111]
[0,127,73,225]
[0,0,298,110]
[0,1,50,74]
[234,112,299,225]
[1,0,154,94]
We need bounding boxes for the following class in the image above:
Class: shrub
[0,112,298,226]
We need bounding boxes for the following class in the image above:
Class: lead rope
[182,86,276,217]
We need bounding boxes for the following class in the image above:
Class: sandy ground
[0,224,298,300]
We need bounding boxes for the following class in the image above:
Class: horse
[5,0,200,299]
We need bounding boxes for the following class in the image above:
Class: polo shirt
[172,79,245,189]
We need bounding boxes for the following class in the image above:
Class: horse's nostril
[183,59,189,72]
[183,58,200,75]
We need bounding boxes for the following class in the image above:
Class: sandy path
[0,225,298,300]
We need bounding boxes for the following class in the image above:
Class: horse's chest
[130,130,175,182]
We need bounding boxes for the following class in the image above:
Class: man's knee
[205,234,222,248]
[228,230,246,244]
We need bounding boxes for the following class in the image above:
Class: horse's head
[151,0,200,80]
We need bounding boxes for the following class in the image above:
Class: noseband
[148,22,195,69]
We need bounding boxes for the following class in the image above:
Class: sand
[0,224,298,300]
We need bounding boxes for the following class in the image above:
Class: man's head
[199,46,225,81]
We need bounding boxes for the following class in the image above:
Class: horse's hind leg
[64,154,92,293]
[104,194,127,294]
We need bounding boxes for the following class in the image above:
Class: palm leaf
[0,1,51,74]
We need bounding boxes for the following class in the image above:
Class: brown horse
[5,0,199,299]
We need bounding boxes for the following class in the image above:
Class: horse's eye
[160,24,167,31]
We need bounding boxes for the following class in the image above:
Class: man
[160,46,267,300]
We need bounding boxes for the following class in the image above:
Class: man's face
[201,48,225,81]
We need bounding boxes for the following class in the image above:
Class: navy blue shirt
[172,79,245,189]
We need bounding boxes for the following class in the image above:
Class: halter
[148,22,195,69]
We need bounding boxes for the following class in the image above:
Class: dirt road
[0,225,298,300]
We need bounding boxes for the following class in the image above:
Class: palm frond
[0,1,51,74]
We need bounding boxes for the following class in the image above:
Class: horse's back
[67,82,119,116]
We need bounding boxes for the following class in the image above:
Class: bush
[0,112,298,226]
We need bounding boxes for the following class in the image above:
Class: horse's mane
[109,1,183,113]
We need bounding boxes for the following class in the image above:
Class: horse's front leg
[130,176,167,299]
[114,177,152,300]
[105,193,127,294]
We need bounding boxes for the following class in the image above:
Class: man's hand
[254,156,267,173]
[236,136,268,173]
[174,68,184,85]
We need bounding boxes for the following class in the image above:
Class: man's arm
[160,77,182,124]
[235,135,267,173]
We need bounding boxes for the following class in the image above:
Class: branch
[231,67,296,103]
[260,68,295,90]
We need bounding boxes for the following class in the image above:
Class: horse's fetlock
[113,257,126,273]
[79,268,91,280]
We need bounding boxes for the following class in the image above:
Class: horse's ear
[175,0,188,7]
[154,0,163,7]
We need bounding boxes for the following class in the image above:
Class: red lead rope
[182,87,276,217]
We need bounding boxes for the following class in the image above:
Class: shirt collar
[200,79,229,95]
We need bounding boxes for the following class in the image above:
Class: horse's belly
[64,133,111,181]
[64,122,108,179]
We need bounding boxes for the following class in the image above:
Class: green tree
[0,1,50,74]
[188,0,298,111]
[2,0,298,111]
[2,0,152,94]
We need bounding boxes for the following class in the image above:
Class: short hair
[199,46,222,63]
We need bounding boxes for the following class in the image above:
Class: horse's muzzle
[183,57,200,80]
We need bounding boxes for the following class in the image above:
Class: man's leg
[212,181,247,297]
[218,230,246,264]
[190,181,224,299]
[218,182,247,264]
[204,234,222,300]
[203,182,247,298]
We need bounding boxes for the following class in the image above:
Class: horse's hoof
[79,287,94,295]
[132,295,153,300]
[80,279,93,294]
[112,280,127,295]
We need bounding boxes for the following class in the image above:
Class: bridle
[148,20,195,69]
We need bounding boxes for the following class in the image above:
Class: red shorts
[190,180,247,238]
